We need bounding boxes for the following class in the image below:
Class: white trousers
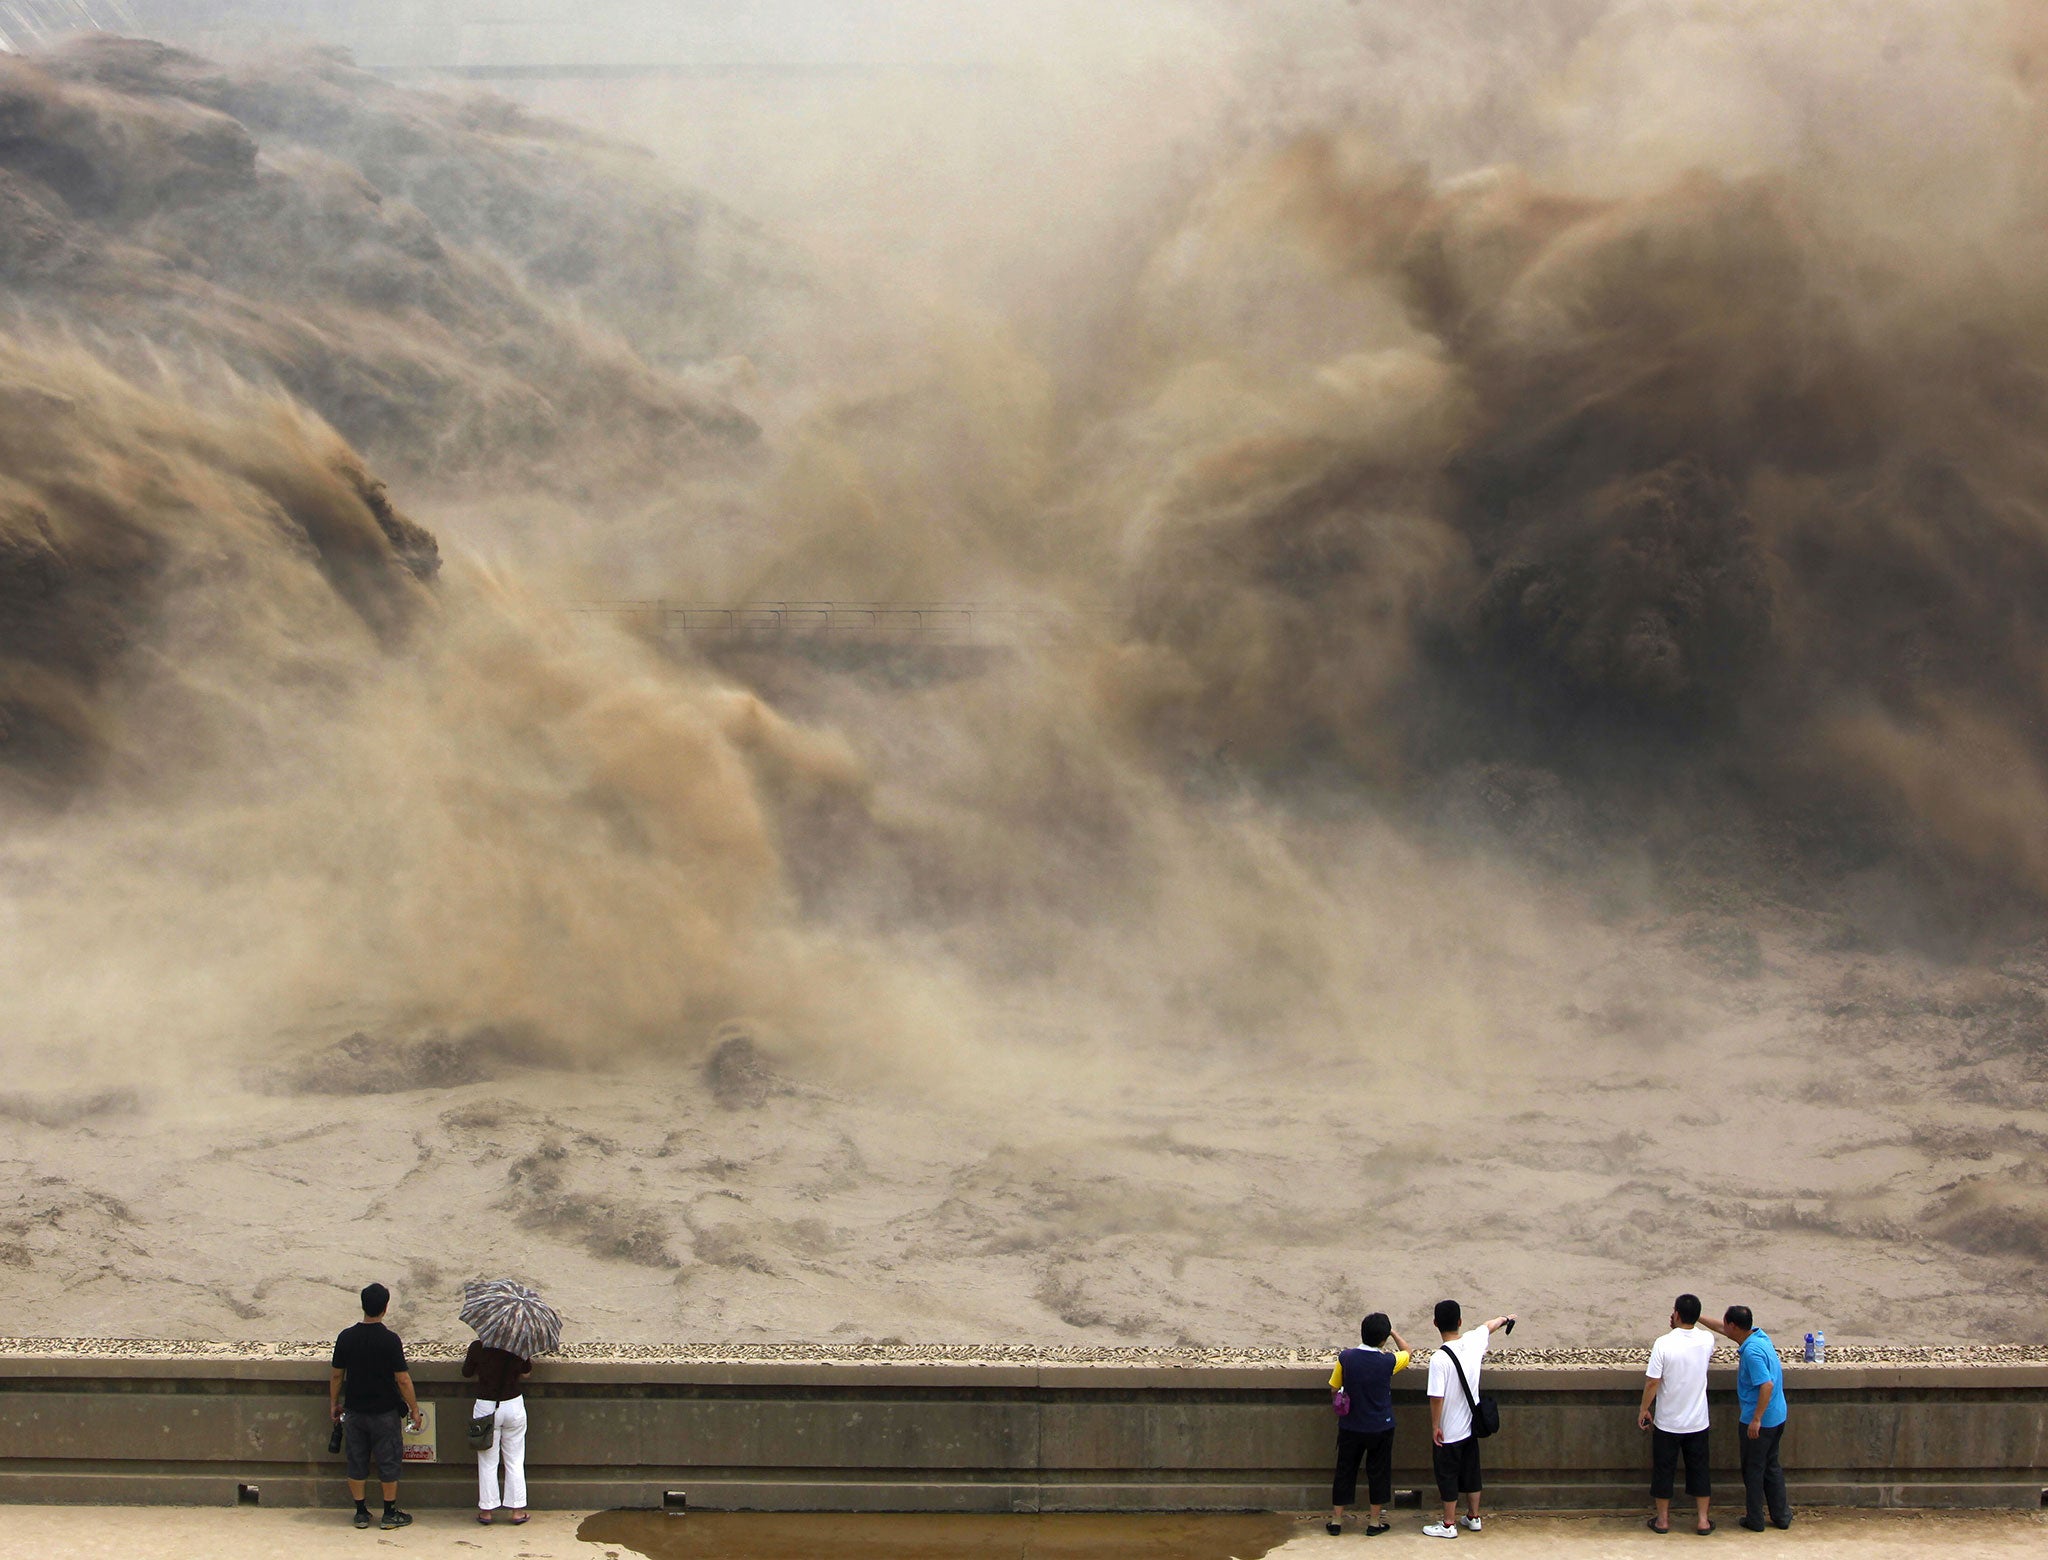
[474,1396,528,1511]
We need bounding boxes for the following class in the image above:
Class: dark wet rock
[702,1030,786,1111]
[258,1024,554,1095]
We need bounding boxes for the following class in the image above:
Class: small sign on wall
[402,1403,437,1464]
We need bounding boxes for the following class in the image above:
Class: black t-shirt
[332,1322,409,1415]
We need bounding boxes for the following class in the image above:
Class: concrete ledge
[5,1351,2045,1390]
[0,1352,2043,1512]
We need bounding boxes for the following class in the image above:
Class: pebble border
[2,1339,2044,1368]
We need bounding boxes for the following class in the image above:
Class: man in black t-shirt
[329,1282,423,1530]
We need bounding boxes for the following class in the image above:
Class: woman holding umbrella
[461,1279,560,1526]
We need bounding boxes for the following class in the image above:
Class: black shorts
[1652,1426,1712,1499]
[1433,1436,1483,1500]
[344,1409,405,1482]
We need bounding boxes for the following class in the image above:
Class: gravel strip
[1,1338,2043,1367]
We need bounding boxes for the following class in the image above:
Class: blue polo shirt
[1737,1330,1788,1428]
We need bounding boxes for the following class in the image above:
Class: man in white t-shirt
[1637,1292,1719,1535]
[1422,1298,1517,1539]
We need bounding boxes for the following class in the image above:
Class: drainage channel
[577,1510,1302,1559]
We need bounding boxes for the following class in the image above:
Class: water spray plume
[3,4,2048,1345]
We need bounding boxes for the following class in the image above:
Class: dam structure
[1,1344,2043,1512]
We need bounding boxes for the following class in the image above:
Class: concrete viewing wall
[0,1354,2043,1512]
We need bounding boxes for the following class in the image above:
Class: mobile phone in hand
[1503,1317,1516,1335]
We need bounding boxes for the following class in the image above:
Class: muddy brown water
[576,1510,1302,1560]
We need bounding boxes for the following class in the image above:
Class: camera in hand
[328,1415,344,1455]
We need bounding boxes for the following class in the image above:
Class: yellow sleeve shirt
[1331,1350,1410,1389]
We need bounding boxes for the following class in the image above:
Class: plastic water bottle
[1803,1331,1825,1363]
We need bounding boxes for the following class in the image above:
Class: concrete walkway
[0,1507,2043,1558]
[1283,1510,2048,1553]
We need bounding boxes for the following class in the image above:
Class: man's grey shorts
[344,1409,405,1482]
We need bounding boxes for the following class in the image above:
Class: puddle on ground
[577,1510,1302,1560]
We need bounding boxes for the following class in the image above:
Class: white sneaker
[1422,1522,1459,1538]
[1462,1515,1483,1530]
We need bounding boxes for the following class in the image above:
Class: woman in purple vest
[1328,1311,1413,1536]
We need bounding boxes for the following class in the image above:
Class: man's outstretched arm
[1484,1313,1517,1334]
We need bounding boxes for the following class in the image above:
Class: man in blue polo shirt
[1702,1304,1791,1531]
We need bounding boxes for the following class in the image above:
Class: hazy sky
[171,0,1204,71]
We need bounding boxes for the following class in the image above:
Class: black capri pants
[1332,1427,1395,1507]
[1652,1426,1712,1499]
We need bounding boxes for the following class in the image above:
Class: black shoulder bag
[468,1404,497,1451]
[1445,1344,1500,1439]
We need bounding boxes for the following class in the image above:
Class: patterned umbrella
[459,1278,562,1359]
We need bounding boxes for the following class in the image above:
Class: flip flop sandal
[1697,1522,1716,1535]
[510,1512,530,1525]
[1647,1517,1670,1533]
[477,1511,493,1524]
